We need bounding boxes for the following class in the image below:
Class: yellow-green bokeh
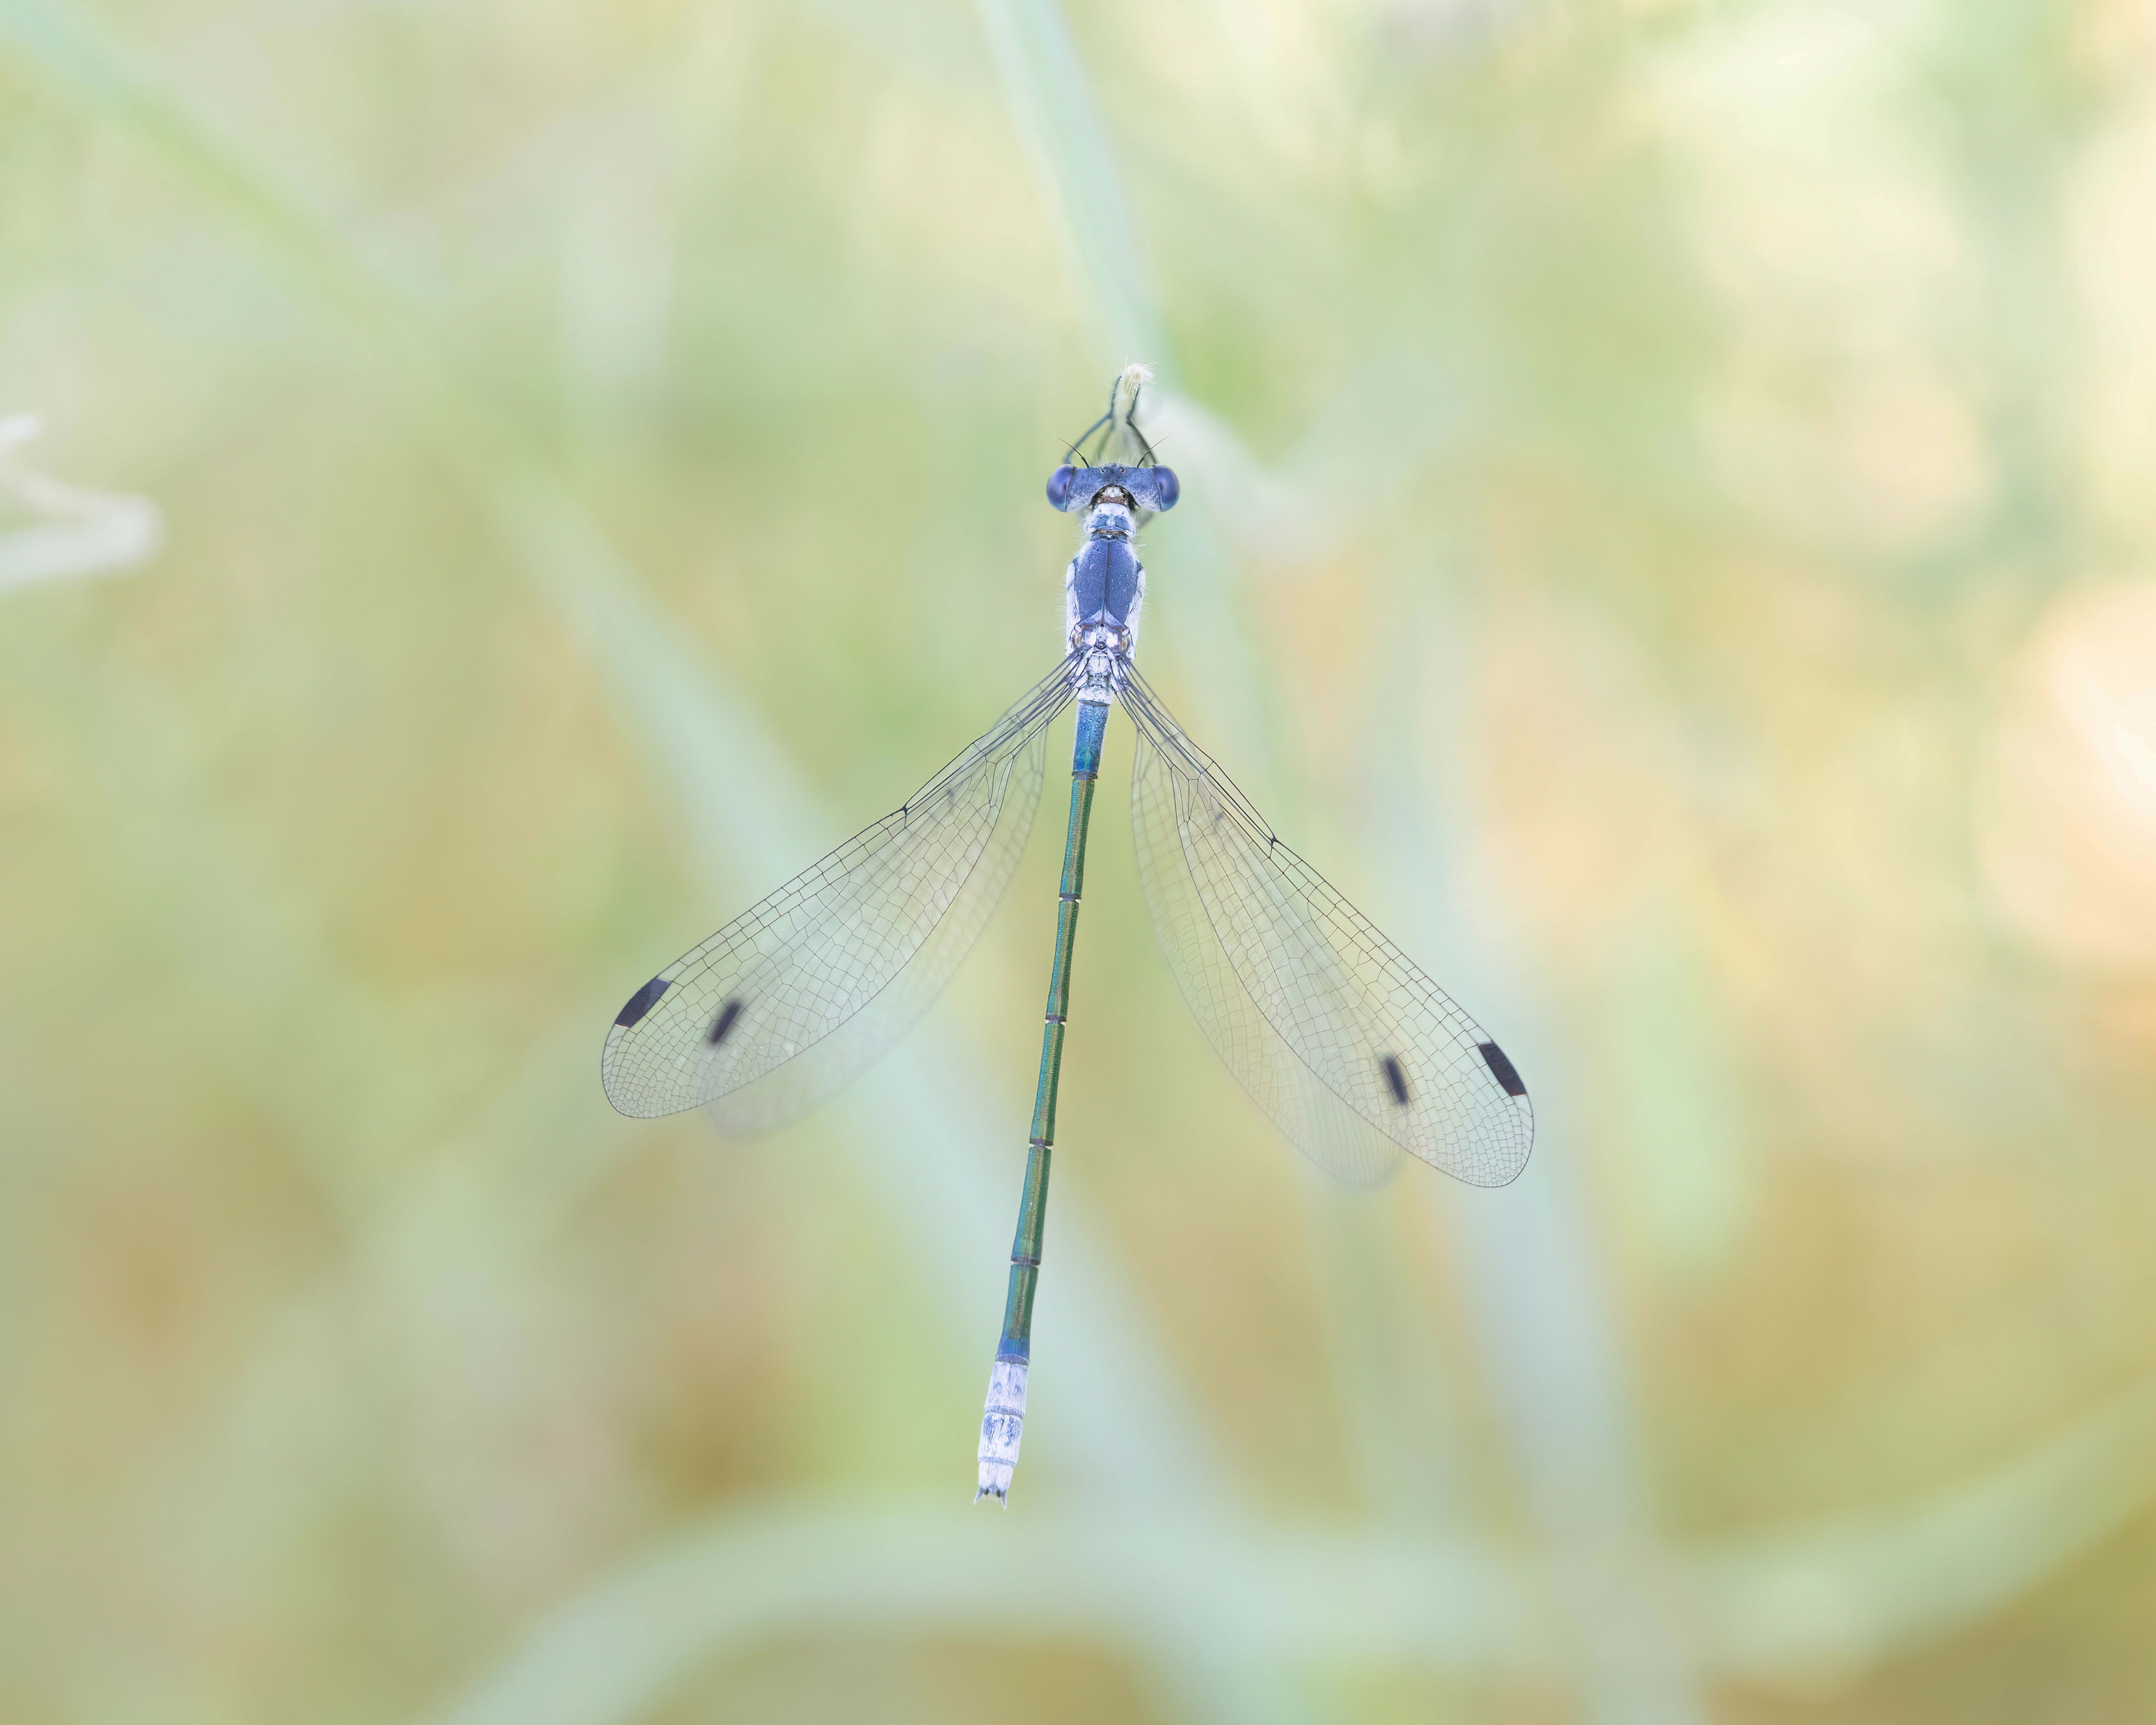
[6,1,2156,1721]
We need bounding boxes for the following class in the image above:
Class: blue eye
[1142,466,1179,511]
[1047,465,1078,510]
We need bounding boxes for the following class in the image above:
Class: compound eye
[1142,466,1180,511]
[1047,465,1079,510]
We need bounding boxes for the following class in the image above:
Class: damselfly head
[1045,462,1180,514]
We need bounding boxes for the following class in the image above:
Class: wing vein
[1122,667,1532,1187]
[601,654,1079,1127]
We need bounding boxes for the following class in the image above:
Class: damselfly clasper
[601,365,1533,1503]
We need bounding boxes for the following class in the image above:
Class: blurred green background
[7,0,2156,1720]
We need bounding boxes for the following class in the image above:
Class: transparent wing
[1124,670,1533,1187]
[602,656,1078,1128]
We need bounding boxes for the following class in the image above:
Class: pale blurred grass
[7,0,2156,1722]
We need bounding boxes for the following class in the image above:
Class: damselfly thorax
[1071,627,1131,704]
[1051,463,1175,702]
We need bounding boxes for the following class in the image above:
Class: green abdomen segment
[976,698,1109,1503]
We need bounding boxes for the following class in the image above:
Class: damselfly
[602,365,1533,1503]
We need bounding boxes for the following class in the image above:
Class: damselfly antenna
[1067,412,1111,464]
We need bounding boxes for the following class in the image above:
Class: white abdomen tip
[975,1357,1028,1504]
